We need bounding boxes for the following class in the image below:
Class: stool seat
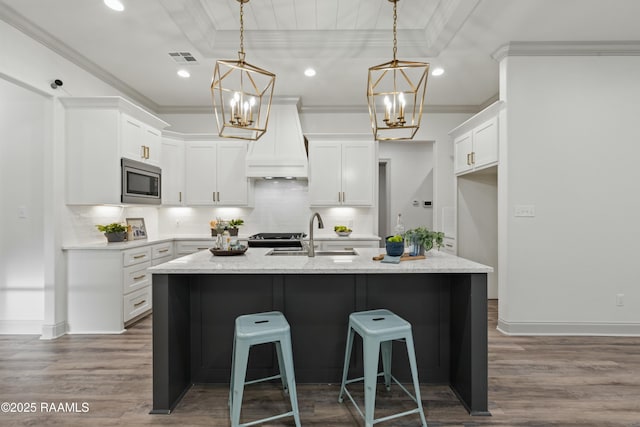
[338,309,428,427]
[229,311,301,427]
[349,309,411,337]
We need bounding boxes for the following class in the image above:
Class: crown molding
[0,3,161,113]
[492,41,640,61]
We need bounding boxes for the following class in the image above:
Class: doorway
[378,160,390,247]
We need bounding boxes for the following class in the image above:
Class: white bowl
[335,231,352,237]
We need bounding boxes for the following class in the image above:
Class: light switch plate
[514,205,535,217]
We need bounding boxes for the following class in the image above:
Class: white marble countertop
[148,247,492,274]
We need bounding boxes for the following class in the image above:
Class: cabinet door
[341,141,374,206]
[121,114,146,161]
[309,142,342,206]
[471,116,498,170]
[216,142,248,205]
[143,126,162,166]
[161,138,185,205]
[185,142,217,205]
[454,131,473,175]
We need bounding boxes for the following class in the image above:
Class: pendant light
[367,0,429,141]
[211,0,275,141]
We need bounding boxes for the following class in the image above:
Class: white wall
[0,78,47,333]
[499,55,640,334]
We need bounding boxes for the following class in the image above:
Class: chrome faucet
[307,212,324,257]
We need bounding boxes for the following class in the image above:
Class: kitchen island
[149,247,492,416]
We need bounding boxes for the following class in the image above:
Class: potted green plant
[228,219,244,237]
[96,223,127,243]
[404,227,444,256]
[385,234,405,256]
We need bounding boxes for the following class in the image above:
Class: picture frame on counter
[126,217,147,240]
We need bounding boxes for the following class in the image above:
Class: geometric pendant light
[367,0,429,141]
[211,0,275,141]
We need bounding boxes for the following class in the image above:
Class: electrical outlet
[616,294,624,307]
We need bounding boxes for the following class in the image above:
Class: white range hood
[245,98,308,178]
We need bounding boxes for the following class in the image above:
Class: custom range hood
[245,98,308,178]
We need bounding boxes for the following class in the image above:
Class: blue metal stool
[229,311,301,427]
[338,309,428,427]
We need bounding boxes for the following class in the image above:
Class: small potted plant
[385,234,405,256]
[404,227,444,256]
[96,223,127,243]
[228,219,244,237]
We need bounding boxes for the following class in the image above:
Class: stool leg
[380,340,393,391]
[274,340,289,395]
[280,334,301,427]
[338,326,355,403]
[229,333,237,408]
[405,333,428,427]
[363,338,381,427]
[230,339,250,427]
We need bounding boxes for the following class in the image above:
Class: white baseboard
[498,318,640,336]
[40,321,67,340]
[0,319,43,335]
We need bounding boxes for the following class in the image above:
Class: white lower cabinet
[175,240,214,255]
[66,241,174,333]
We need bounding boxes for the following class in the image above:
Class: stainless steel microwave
[121,158,161,205]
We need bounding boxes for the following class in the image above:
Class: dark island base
[152,273,489,416]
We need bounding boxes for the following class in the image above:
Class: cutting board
[372,253,426,261]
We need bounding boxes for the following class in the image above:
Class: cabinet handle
[133,274,146,280]
[141,146,146,159]
[197,247,208,250]
[342,192,346,203]
[338,192,342,202]
[217,191,220,202]
[179,191,182,202]
[466,153,471,166]
[471,151,475,164]
[213,192,216,202]
[133,299,147,308]
[133,254,146,259]
[158,249,169,253]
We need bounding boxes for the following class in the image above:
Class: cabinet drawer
[151,242,173,259]
[176,241,212,255]
[442,237,456,255]
[322,240,380,251]
[124,286,152,323]
[151,255,172,267]
[123,261,152,294]
[122,247,152,267]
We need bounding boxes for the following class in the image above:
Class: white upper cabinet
[308,135,376,207]
[184,140,248,206]
[61,97,168,205]
[450,101,504,176]
[161,135,185,206]
[122,114,162,166]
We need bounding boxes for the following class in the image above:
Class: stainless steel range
[247,232,306,248]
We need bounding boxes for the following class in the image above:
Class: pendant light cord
[238,1,245,62]
[392,0,397,62]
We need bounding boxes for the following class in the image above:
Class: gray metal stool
[229,311,301,427]
[338,309,428,427]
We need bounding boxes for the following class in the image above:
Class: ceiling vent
[168,52,198,64]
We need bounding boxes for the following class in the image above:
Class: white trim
[497,319,640,337]
[492,41,640,62]
[40,322,67,340]
[0,320,43,335]
[66,329,126,335]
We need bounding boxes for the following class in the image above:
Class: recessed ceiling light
[304,68,316,77]
[104,0,124,12]
[431,67,445,77]
[177,69,191,78]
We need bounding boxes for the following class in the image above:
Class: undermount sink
[266,249,358,256]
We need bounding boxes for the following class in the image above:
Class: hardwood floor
[1,301,639,426]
